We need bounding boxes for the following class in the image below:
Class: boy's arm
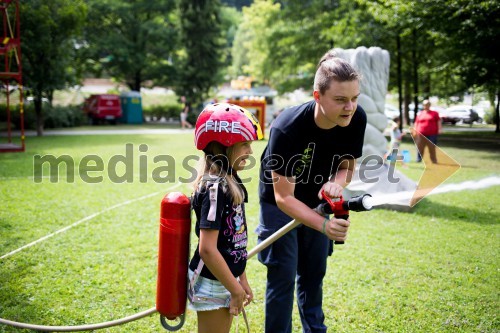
[272,171,349,242]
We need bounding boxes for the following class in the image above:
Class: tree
[361,0,500,129]
[176,0,225,106]
[231,0,281,84]
[219,6,243,80]
[82,0,178,92]
[233,0,390,93]
[421,0,500,131]
[20,0,87,136]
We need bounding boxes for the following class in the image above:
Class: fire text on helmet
[205,120,241,133]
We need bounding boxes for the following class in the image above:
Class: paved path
[20,128,193,136]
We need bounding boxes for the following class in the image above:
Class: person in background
[256,50,367,333]
[180,96,193,129]
[386,116,407,165]
[413,99,441,163]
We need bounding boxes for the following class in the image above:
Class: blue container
[402,150,411,163]
[120,91,143,124]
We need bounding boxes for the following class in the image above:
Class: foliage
[233,0,392,92]
[218,6,243,79]
[142,103,183,121]
[81,0,178,92]
[0,103,85,130]
[176,0,225,106]
[234,0,499,117]
[20,0,87,136]
[221,0,253,10]
[355,0,499,104]
[231,0,281,83]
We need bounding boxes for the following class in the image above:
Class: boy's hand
[318,182,343,199]
[324,217,350,242]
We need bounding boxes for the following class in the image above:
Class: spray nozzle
[316,191,372,215]
[343,194,373,212]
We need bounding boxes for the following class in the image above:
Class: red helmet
[194,103,263,150]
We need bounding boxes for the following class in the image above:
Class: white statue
[334,46,416,208]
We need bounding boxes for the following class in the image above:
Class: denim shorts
[187,269,231,311]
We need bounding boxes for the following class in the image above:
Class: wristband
[322,218,329,235]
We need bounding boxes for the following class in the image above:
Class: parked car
[384,104,414,121]
[83,94,122,125]
[384,104,400,120]
[440,105,480,125]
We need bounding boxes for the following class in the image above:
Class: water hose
[0,307,157,332]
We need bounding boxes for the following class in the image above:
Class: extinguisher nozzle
[160,313,186,331]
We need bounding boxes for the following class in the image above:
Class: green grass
[0,129,499,332]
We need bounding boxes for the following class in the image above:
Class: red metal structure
[0,0,24,152]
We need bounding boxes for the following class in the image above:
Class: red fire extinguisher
[156,192,191,331]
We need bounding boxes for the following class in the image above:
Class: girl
[188,103,263,333]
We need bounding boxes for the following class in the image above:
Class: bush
[483,107,496,124]
[0,103,86,129]
[142,103,182,121]
[0,103,37,129]
[43,105,86,128]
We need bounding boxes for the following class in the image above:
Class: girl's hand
[229,286,247,316]
[239,276,253,306]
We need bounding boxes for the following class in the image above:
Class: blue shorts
[187,269,231,312]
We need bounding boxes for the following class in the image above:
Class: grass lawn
[0,127,499,332]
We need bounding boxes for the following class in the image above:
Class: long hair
[193,141,245,205]
[314,50,361,95]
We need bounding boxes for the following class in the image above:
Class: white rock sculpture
[334,46,417,209]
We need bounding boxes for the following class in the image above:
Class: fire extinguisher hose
[0,307,157,332]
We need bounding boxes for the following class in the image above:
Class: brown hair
[192,141,245,205]
[314,50,360,95]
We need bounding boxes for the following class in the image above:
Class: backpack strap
[201,175,225,222]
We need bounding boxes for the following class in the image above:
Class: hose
[0,307,157,332]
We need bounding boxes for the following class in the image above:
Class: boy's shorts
[187,269,231,312]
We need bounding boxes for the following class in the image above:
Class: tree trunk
[35,96,44,137]
[496,90,499,133]
[404,80,411,126]
[397,34,403,131]
[47,89,54,107]
[134,70,141,92]
[412,29,419,125]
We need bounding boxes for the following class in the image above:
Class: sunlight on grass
[0,132,498,332]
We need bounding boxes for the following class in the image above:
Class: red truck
[83,94,122,124]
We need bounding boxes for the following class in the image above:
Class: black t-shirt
[259,100,367,208]
[189,179,248,280]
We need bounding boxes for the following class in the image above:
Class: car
[440,105,480,125]
[83,94,122,125]
[385,104,414,121]
[384,104,400,120]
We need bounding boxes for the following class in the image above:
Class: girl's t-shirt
[189,180,248,280]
